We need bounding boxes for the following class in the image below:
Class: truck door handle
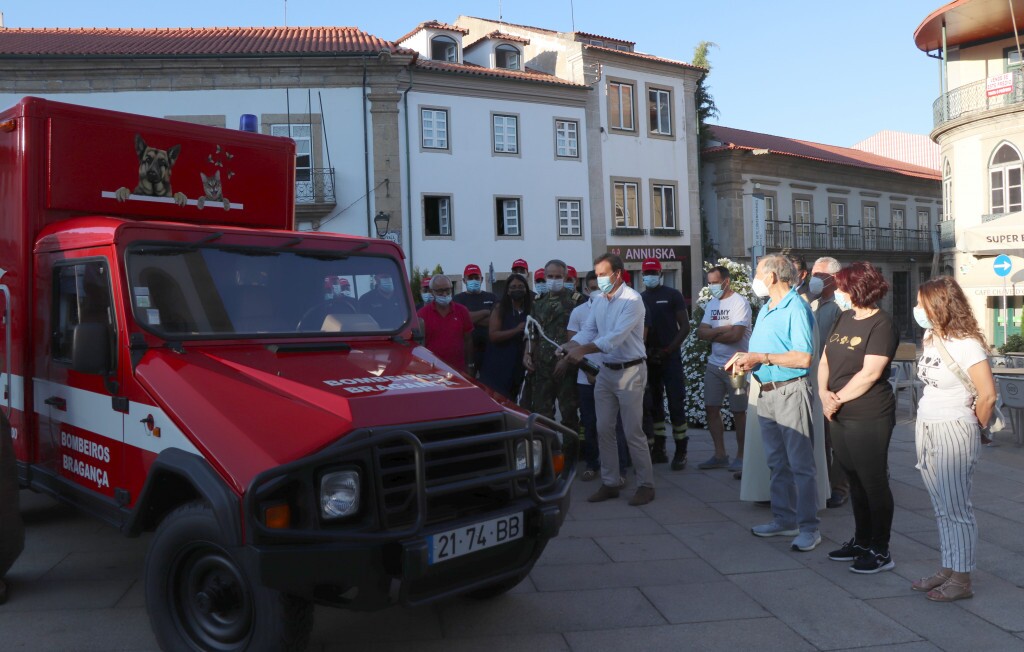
[44,396,67,410]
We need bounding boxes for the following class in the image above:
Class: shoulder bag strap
[931,335,979,399]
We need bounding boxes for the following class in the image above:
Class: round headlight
[320,470,361,519]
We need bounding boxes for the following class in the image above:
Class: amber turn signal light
[0,119,15,133]
[552,453,565,475]
[263,503,291,529]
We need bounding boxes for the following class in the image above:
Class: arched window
[942,159,952,221]
[495,44,521,70]
[430,35,458,62]
[990,142,1022,214]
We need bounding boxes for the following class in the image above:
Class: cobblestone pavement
[6,398,1024,651]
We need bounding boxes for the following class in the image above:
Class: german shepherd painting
[115,134,188,206]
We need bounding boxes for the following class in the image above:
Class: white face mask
[751,276,771,298]
[808,276,824,298]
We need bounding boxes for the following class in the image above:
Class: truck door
[35,255,124,503]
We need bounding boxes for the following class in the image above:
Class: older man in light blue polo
[730,254,820,552]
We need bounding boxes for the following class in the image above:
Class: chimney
[0,12,5,28]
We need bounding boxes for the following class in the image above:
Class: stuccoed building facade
[916,0,1024,344]
[701,125,941,336]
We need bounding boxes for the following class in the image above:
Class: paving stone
[832,642,940,652]
[0,607,157,651]
[564,618,816,652]
[534,536,611,566]
[439,588,666,637]
[558,516,666,538]
[311,604,443,644]
[952,569,1024,632]
[660,471,739,503]
[868,595,1024,651]
[798,550,922,600]
[889,531,941,562]
[531,557,721,591]
[565,496,648,521]
[889,480,936,511]
[42,550,148,582]
[363,633,571,652]
[0,578,134,612]
[593,533,696,562]
[891,507,940,534]
[665,521,805,575]
[6,551,69,581]
[730,569,919,650]
[635,487,730,524]
[641,581,769,623]
[115,579,146,608]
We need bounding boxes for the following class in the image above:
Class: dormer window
[431,35,459,62]
[495,44,521,70]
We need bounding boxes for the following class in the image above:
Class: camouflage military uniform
[527,291,579,433]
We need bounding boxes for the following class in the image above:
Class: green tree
[692,41,720,262]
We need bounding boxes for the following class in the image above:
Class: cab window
[52,261,116,366]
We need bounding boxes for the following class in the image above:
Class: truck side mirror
[72,323,112,375]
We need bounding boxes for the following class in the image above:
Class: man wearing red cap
[418,276,433,308]
[565,266,586,306]
[512,259,529,276]
[454,264,496,376]
[641,257,691,470]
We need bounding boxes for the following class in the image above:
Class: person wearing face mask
[524,260,580,436]
[533,269,548,298]
[417,275,473,372]
[454,264,497,378]
[512,258,529,278]
[811,257,850,509]
[911,277,995,602]
[566,266,586,305]
[358,271,406,330]
[640,258,691,469]
[696,266,752,473]
[731,254,820,552]
[479,273,532,401]
[789,254,811,303]
[419,276,434,308]
[819,262,899,574]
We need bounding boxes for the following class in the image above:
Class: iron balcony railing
[939,219,956,249]
[982,210,1021,223]
[933,69,1024,129]
[296,168,337,205]
[765,222,933,253]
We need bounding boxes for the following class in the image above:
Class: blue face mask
[913,306,932,330]
[548,279,565,293]
[642,275,661,289]
[834,290,853,311]
[435,294,452,306]
[466,279,482,293]
[709,283,724,299]
[535,282,548,296]
[421,292,434,304]
[597,275,614,294]
[567,280,576,291]
[379,278,394,293]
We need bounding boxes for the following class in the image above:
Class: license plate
[427,512,524,564]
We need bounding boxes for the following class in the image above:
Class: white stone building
[916,0,1024,344]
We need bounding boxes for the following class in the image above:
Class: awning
[962,216,1024,253]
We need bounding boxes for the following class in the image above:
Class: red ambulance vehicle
[0,97,576,651]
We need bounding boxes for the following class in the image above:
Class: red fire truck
[1,98,576,651]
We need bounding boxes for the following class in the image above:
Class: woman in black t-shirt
[817,262,899,574]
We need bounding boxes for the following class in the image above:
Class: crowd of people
[413,252,997,602]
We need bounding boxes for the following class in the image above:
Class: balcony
[933,69,1024,129]
[765,222,933,254]
[295,168,336,205]
[982,210,1022,223]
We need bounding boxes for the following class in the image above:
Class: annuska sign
[608,245,690,262]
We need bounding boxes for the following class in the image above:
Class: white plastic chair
[889,362,919,418]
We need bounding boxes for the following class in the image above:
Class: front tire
[144,501,313,652]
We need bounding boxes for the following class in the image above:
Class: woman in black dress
[479,274,532,400]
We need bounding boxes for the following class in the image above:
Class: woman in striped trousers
[912,277,996,602]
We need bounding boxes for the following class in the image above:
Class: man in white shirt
[563,254,654,506]
[696,265,752,473]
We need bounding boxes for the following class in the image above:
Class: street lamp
[373,211,391,238]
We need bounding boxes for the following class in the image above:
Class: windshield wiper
[266,342,352,353]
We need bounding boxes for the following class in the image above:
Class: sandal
[911,570,951,592]
[926,577,973,602]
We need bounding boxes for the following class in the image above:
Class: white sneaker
[791,530,821,552]
[751,521,799,537]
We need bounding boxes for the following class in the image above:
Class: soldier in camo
[524,259,580,434]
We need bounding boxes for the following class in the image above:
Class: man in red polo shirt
[418,275,473,372]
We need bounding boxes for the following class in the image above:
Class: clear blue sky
[2,0,942,146]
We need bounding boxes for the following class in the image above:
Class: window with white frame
[421,109,449,150]
[794,197,812,247]
[608,81,635,131]
[555,119,578,158]
[431,36,458,62]
[917,209,930,234]
[652,184,676,229]
[990,143,1023,214]
[424,196,452,237]
[496,198,521,236]
[613,181,639,228]
[270,123,313,200]
[764,194,777,239]
[648,87,672,136]
[830,201,846,247]
[558,200,582,237]
[863,204,878,248]
[942,160,952,221]
[495,44,520,70]
[492,114,519,154]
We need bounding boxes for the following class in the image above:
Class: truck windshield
[125,244,410,337]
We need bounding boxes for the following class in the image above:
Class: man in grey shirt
[811,256,848,508]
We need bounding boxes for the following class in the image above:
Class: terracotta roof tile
[396,20,469,45]
[582,44,705,71]
[415,59,587,87]
[705,125,942,181]
[574,31,635,46]
[465,30,531,49]
[0,26,412,57]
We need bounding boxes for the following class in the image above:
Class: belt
[759,377,803,393]
[604,358,645,370]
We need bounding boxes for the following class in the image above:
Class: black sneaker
[827,538,869,562]
[850,548,895,574]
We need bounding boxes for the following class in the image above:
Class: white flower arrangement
[683,257,761,429]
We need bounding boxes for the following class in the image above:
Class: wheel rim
[171,543,254,651]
